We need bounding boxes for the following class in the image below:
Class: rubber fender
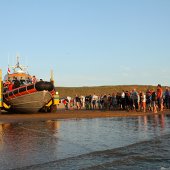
[35,81,54,91]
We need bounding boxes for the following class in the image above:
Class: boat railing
[4,83,37,100]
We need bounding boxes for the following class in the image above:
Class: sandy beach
[0,109,169,123]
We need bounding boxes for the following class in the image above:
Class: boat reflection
[0,120,61,151]
[0,120,62,169]
[46,120,61,132]
[0,123,12,148]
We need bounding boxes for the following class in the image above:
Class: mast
[5,54,31,81]
[50,69,54,85]
[10,54,28,74]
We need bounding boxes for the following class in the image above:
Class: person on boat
[32,75,37,84]
[3,80,10,92]
[20,77,25,86]
[12,76,16,83]
[8,80,13,91]
[3,80,10,86]
[13,77,20,89]
[26,77,32,84]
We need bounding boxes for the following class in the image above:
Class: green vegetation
[55,85,168,98]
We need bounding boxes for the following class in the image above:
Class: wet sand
[0,109,170,123]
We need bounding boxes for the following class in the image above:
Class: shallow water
[0,114,170,170]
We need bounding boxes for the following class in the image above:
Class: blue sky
[0,0,170,87]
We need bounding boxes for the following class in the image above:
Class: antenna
[16,54,19,67]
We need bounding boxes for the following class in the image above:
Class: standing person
[164,87,170,109]
[32,75,37,84]
[103,94,108,110]
[129,91,134,110]
[97,95,102,110]
[92,93,98,110]
[141,92,146,112]
[146,89,152,111]
[75,95,80,110]
[80,96,85,108]
[107,94,112,110]
[67,96,71,109]
[89,95,92,110]
[65,98,69,110]
[151,90,157,113]
[100,95,104,110]
[70,98,74,110]
[116,92,121,110]
[112,92,117,110]
[157,84,163,111]
[62,98,69,110]
[131,89,139,111]
[85,95,90,110]
[139,91,142,111]
[121,90,126,110]
[125,91,130,111]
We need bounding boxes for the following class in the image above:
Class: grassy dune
[55,85,168,98]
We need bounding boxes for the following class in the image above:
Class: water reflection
[160,114,165,129]
[0,115,170,170]
[138,114,166,131]
[0,123,12,149]
[46,120,61,133]
[0,120,63,170]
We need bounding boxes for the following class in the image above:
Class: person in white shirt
[92,93,98,110]
[121,90,125,110]
[141,92,146,112]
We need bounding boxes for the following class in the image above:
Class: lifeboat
[2,56,56,113]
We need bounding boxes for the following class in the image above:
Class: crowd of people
[61,84,170,113]
[3,75,38,92]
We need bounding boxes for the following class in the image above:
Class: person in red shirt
[157,84,163,111]
[8,80,13,91]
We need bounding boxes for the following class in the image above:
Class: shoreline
[0,110,169,123]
